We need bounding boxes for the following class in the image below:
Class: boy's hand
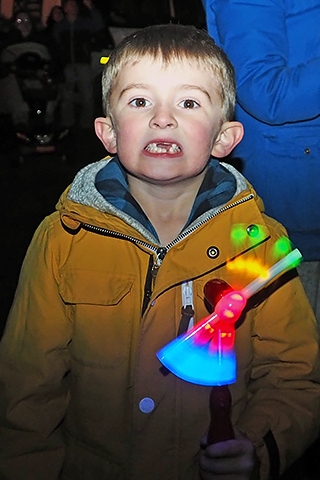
[199,429,259,480]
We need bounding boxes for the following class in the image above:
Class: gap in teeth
[146,142,180,153]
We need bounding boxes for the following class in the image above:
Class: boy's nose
[149,106,177,129]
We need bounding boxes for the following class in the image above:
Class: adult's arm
[206,0,320,124]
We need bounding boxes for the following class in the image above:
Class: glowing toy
[157,248,302,386]
[157,248,302,445]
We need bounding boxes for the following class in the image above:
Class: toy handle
[207,385,235,445]
[204,279,235,445]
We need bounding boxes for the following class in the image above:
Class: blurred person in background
[44,5,65,75]
[45,4,65,34]
[82,0,114,50]
[0,9,55,128]
[108,0,205,28]
[53,0,107,131]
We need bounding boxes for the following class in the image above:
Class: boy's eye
[130,98,151,107]
[179,99,200,109]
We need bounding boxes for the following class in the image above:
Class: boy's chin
[128,170,208,188]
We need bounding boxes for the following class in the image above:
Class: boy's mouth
[145,142,181,154]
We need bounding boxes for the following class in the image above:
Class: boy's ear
[211,121,244,158]
[94,116,117,154]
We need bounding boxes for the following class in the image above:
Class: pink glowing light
[157,248,302,386]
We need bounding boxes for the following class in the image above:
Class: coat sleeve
[0,215,72,480]
[236,271,320,479]
[206,0,320,124]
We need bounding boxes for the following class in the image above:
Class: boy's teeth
[145,142,181,153]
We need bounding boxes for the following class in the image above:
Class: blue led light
[157,336,236,386]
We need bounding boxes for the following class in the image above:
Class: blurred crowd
[0,0,116,133]
[0,0,205,135]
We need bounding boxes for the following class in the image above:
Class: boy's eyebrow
[179,84,212,101]
[118,83,149,99]
[118,83,212,101]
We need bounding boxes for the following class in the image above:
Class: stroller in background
[0,41,69,165]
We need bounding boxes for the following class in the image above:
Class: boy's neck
[128,173,206,245]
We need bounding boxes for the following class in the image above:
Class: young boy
[0,24,319,480]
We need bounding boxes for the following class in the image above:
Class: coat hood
[57,157,264,243]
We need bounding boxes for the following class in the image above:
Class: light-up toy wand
[157,248,302,445]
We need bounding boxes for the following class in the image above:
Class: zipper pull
[142,247,167,316]
[151,247,167,279]
[156,247,167,263]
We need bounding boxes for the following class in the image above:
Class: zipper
[165,193,254,251]
[81,224,169,315]
[82,193,254,257]
[82,222,162,254]
[142,247,167,315]
[81,193,254,311]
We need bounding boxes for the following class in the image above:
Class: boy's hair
[101,24,236,122]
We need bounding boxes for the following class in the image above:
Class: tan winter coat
[0,159,319,480]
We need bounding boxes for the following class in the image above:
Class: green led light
[246,224,260,238]
[274,237,292,257]
[231,225,247,243]
[273,238,302,266]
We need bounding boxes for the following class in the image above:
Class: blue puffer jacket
[205,0,320,260]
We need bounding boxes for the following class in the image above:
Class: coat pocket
[58,270,137,367]
[262,129,320,159]
[59,269,135,306]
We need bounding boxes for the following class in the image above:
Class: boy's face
[96,57,240,187]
